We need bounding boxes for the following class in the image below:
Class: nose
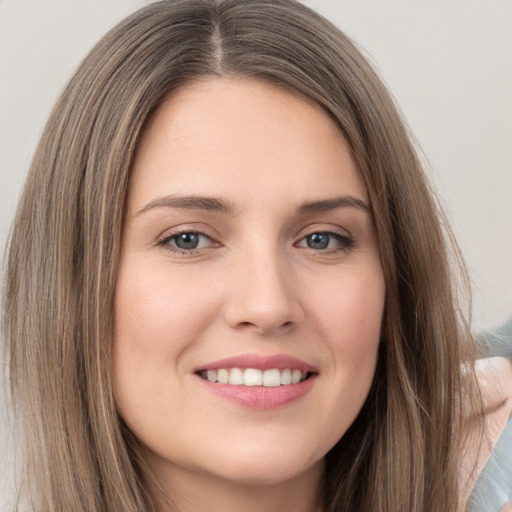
[223,247,304,335]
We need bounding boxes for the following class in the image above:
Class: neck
[144,457,324,512]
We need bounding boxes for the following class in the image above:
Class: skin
[113,77,385,512]
[112,77,512,511]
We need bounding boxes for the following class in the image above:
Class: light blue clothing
[468,418,512,512]
[468,317,512,512]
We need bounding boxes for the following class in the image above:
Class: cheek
[306,267,384,434]
[312,266,385,352]
[112,264,220,416]
[114,265,219,358]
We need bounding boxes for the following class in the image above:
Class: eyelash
[157,230,218,255]
[295,231,355,253]
[157,228,355,255]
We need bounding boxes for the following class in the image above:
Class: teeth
[217,369,229,384]
[281,368,292,385]
[244,368,263,386]
[291,369,302,384]
[200,367,309,386]
[262,369,281,387]
[228,368,244,385]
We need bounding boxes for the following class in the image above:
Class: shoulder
[465,356,512,512]
[476,356,512,444]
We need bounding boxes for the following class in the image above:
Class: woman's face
[114,78,385,491]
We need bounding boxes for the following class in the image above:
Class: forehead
[128,78,367,211]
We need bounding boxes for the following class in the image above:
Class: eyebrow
[136,194,370,216]
[136,195,236,216]
[296,196,370,214]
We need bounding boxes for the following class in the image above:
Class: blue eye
[160,231,213,252]
[174,232,201,250]
[298,232,354,251]
[306,233,330,250]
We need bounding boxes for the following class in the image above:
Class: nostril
[235,320,295,332]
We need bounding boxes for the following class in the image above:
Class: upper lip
[195,354,318,373]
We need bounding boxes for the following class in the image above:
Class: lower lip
[197,375,316,410]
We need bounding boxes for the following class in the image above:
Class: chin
[200,445,325,487]
[214,463,322,488]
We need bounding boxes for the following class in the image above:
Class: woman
[3,1,510,511]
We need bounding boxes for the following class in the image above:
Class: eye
[159,231,216,252]
[296,231,354,251]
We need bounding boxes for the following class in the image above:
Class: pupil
[307,233,329,250]
[175,233,199,250]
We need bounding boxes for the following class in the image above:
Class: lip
[194,353,318,410]
[198,376,317,410]
[195,353,318,373]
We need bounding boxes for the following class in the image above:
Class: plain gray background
[1,0,511,507]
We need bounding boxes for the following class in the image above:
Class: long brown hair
[3,1,480,510]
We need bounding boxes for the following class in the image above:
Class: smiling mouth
[197,368,313,387]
